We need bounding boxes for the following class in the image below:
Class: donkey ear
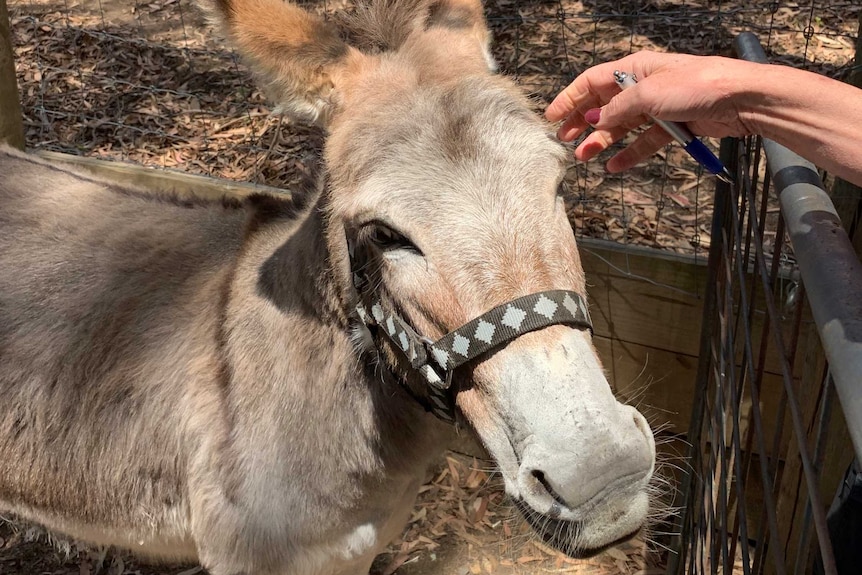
[203,0,362,125]
[425,0,496,71]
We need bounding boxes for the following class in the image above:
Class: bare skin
[546,50,862,187]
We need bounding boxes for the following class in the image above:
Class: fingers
[546,51,686,148]
[590,85,656,135]
[575,121,673,170]
[557,112,589,142]
[606,124,674,172]
[545,84,583,123]
[548,69,658,145]
[545,59,632,123]
[546,51,668,124]
[553,80,648,143]
[574,125,635,162]
[572,94,652,161]
[547,51,711,176]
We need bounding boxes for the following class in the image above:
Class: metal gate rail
[669,32,862,575]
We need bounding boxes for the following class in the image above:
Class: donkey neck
[239,190,450,476]
[251,191,348,328]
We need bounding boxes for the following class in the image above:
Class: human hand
[545,51,758,173]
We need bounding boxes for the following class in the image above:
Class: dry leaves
[372,453,664,575]
[8,0,859,256]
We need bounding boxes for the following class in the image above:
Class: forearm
[736,62,862,186]
[546,52,862,186]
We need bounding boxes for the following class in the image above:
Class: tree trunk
[0,0,24,150]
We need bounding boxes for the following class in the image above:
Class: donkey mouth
[514,499,641,558]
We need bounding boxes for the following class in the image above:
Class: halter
[349,242,593,423]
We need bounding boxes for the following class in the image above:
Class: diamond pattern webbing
[427,290,592,372]
[357,289,592,387]
[350,240,592,423]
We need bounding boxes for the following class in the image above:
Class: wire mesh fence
[7,0,860,258]
[669,32,862,575]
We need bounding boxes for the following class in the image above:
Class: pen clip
[613,70,638,90]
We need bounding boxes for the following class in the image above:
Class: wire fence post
[665,135,738,575]
[0,0,24,149]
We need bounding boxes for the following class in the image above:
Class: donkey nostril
[632,411,651,439]
[531,469,569,508]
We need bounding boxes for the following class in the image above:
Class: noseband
[349,244,593,423]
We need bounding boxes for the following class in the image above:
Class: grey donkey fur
[0,147,449,574]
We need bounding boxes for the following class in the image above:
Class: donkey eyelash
[362,222,423,255]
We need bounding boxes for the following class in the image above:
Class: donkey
[0,1,656,573]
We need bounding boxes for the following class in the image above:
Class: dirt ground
[0,452,668,575]
[8,0,860,256]
[2,0,859,574]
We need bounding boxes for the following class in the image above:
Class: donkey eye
[366,224,421,254]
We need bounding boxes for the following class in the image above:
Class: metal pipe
[734,31,862,465]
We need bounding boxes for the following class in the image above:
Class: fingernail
[584,108,601,125]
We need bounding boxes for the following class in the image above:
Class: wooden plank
[35,150,289,200]
[581,237,809,382]
[770,322,853,575]
[593,335,786,438]
[579,239,706,358]
[0,0,24,149]
[593,335,696,433]
[766,322,825,575]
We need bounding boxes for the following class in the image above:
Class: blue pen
[613,70,734,184]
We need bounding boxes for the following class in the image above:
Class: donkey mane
[9,152,252,211]
[339,0,437,53]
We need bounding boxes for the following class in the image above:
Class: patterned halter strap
[349,245,593,423]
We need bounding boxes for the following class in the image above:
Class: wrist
[736,62,793,140]
[732,62,834,144]
[708,58,773,137]
[715,61,862,184]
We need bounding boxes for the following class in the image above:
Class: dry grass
[369,453,667,575]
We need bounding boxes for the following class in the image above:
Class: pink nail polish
[584,108,601,125]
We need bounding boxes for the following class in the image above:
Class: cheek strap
[355,285,593,424]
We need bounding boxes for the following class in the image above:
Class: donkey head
[208,0,656,555]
